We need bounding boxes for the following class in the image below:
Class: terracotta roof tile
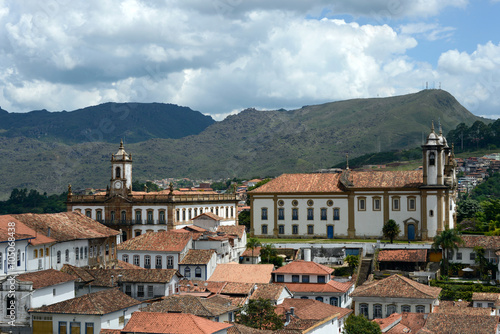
[250,284,287,301]
[242,247,262,257]
[117,230,191,252]
[472,292,500,303]
[461,235,500,249]
[282,281,350,294]
[17,269,75,289]
[123,311,233,334]
[275,298,352,320]
[434,300,491,315]
[61,264,96,283]
[12,212,119,242]
[227,323,273,334]
[350,274,441,299]
[372,312,402,331]
[179,249,216,265]
[221,282,254,295]
[193,212,221,220]
[179,280,227,294]
[217,225,246,238]
[30,288,140,315]
[349,171,423,188]
[398,312,426,333]
[143,295,237,317]
[420,313,500,334]
[208,263,274,284]
[273,260,334,275]
[378,249,427,262]
[0,215,55,244]
[249,173,343,193]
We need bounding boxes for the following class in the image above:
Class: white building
[272,260,354,308]
[117,230,192,270]
[249,124,457,241]
[30,288,142,334]
[350,274,441,320]
[449,235,500,279]
[67,141,238,241]
[179,249,217,281]
[0,269,76,330]
[0,213,119,275]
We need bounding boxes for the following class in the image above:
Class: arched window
[300,296,309,299]
[401,305,411,313]
[122,254,129,263]
[116,167,121,178]
[416,305,425,313]
[315,296,324,302]
[57,251,61,264]
[195,267,202,278]
[133,255,140,266]
[359,304,368,317]
[156,256,162,269]
[167,256,174,269]
[386,305,397,317]
[184,267,191,277]
[65,249,69,262]
[373,304,382,318]
[330,297,338,306]
[429,152,435,166]
[34,249,38,258]
[76,247,79,260]
[144,255,151,269]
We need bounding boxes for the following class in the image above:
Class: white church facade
[249,124,457,241]
[66,141,238,241]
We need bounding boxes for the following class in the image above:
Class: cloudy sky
[1,0,500,120]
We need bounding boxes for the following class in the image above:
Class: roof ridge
[395,275,435,298]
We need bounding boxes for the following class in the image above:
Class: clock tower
[110,140,132,196]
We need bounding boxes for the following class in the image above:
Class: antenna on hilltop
[439,82,441,89]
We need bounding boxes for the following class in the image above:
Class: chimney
[47,227,51,237]
[285,311,291,325]
[290,307,295,316]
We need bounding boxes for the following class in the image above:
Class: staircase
[356,254,373,286]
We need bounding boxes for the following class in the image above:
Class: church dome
[425,122,440,146]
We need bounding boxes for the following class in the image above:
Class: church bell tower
[110,140,132,196]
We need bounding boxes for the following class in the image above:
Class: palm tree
[260,243,277,263]
[246,237,261,263]
[432,228,463,276]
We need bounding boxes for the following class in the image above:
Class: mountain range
[0,89,487,198]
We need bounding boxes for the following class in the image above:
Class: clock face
[114,181,122,189]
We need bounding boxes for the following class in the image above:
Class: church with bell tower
[67,141,239,242]
[248,123,458,241]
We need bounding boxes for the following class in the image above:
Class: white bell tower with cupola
[110,140,132,196]
[422,122,446,186]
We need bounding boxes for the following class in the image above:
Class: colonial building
[249,124,457,241]
[66,141,239,241]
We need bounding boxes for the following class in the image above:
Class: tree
[235,298,284,330]
[431,229,463,276]
[238,211,250,230]
[344,255,359,275]
[343,314,381,334]
[246,237,261,262]
[260,244,277,263]
[382,219,401,244]
[456,198,481,222]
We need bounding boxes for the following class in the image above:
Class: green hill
[0,102,215,143]
[0,89,487,198]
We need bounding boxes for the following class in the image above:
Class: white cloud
[399,22,455,41]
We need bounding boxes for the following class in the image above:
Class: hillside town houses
[4,126,500,333]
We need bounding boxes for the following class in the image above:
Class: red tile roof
[17,269,75,289]
[227,323,273,334]
[221,282,254,295]
[460,235,500,249]
[193,212,221,221]
[283,280,351,294]
[0,215,55,244]
[79,268,180,287]
[350,274,441,299]
[143,295,238,317]
[249,171,423,194]
[117,230,192,252]
[179,249,216,265]
[12,212,119,242]
[275,298,352,320]
[123,311,233,334]
[420,313,500,334]
[208,263,274,284]
[472,292,500,304]
[217,225,246,238]
[242,247,262,257]
[273,260,334,275]
[372,312,402,331]
[30,288,140,315]
[434,300,491,315]
[250,284,288,301]
[249,173,343,193]
[378,249,427,262]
